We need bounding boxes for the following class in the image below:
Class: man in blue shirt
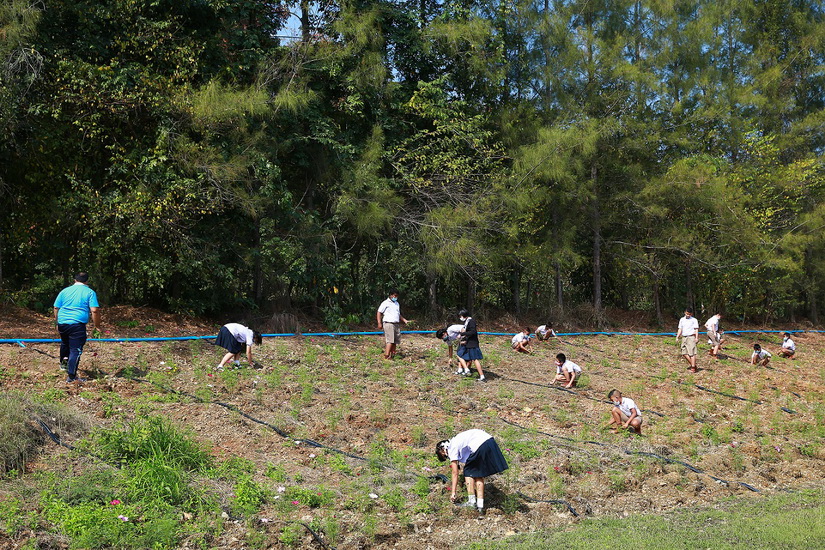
[53,272,100,383]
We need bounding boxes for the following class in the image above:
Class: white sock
[478,375,485,380]
[468,495,476,505]
[477,498,484,509]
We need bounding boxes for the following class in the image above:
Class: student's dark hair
[608,389,619,399]
[253,331,263,345]
[74,272,89,283]
[783,332,791,337]
[556,352,566,362]
[753,343,761,351]
[435,440,449,461]
[525,327,532,333]
[458,309,470,318]
[388,289,399,296]
[436,328,447,339]
[684,307,693,314]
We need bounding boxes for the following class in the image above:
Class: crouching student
[779,332,796,358]
[435,429,509,516]
[214,323,263,370]
[607,389,642,435]
[511,328,532,354]
[535,323,559,341]
[553,353,582,388]
[751,344,772,366]
[436,323,467,374]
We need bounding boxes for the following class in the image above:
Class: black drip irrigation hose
[128,377,447,485]
[498,417,760,493]
[673,381,797,415]
[516,492,579,517]
[498,375,667,418]
[291,521,336,550]
[35,418,119,468]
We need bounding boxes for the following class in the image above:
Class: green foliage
[91,416,211,471]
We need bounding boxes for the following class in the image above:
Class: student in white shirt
[376,289,408,360]
[435,429,508,515]
[214,323,262,370]
[607,389,642,435]
[535,323,559,341]
[553,353,582,388]
[511,328,532,354]
[704,313,724,359]
[676,308,700,372]
[778,332,796,358]
[751,343,772,366]
[436,323,466,373]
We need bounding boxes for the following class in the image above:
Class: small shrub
[285,486,334,508]
[382,487,405,512]
[265,463,288,482]
[232,475,269,515]
[279,523,304,547]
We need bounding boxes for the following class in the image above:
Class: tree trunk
[511,267,521,314]
[300,0,311,42]
[591,162,602,312]
[806,247,818,324]
[552,209,563,309]
[427,271,438,315]
[466,276,476,313]
[653,276,663,326]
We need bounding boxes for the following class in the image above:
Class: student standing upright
[676,309,699,373]
[456,309,486,382]
[377,289,408,359]
[53,272,100,383]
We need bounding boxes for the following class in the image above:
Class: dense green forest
[1,0,823,325]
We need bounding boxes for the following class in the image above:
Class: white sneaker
[454,369,464,375]
[476,376,487,383]
[215,364,224,372]
[463,370,472,376]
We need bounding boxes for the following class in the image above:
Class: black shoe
[59,359,68,371]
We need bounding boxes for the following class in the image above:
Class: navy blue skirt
[215,326,245,354]
[457,345,483,361]
[464,437,509,478]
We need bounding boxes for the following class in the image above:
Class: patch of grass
[0,392,88,475]
[461,489,825,549]
[91,416,211,471]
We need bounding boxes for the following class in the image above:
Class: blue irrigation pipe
[3,328,820,345]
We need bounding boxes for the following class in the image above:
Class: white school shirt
[377,298,401,323]
[704,315,720,332]
[447,429,492,463]
[558,360,582,374]
[511,333,529,345]
[678,316,699,337]
[752,349,772,360]
[782,337,795,352]
[445,324,464,342]
[224,323,255,346]
[537,325,554,337]
[616,397,641,418]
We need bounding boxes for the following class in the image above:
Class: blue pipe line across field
[4,328,819,345]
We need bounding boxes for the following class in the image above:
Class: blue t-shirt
[54,283,99,324]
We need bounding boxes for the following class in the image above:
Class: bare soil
[1,305,824,549]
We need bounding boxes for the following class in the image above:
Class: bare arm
[90,307,101,330]
[624,408,639,429]
[450,461,460,501]
[376,311,383,329]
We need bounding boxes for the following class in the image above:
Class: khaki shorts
[707,330,721,346]
[383,322,400,344]
[681,335,697,356]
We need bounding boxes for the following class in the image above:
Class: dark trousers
[58,323,87,377]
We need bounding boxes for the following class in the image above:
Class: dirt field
[1,306,824,549]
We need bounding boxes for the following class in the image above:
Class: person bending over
[751,343,772,366]
[511,328,532,354]
[436,323,466,374]
[435,429,508,516]
[214,323,262,370]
